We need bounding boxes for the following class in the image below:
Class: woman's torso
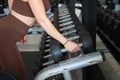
[11,0,36,27]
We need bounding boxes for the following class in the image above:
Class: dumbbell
[59,19,71,25]
[59,8,68,12]
[46,36,50,39]
[39,40,49,53]
[59,9,69,12]
[50,39,83,63]
[42,44,83,66]
[62,29,77,36]
[59,17,72,23]
[59,21,73,27]
[45,35,80,52]
[46,25,85,42]
[50,31,94,63]
[62,44,83,53]
[59,25,75,31]
[59,14,70,19]
[39,40,50,54]
[59,9,69,13]
[59,11,70,17]
[42,60,54,66]
[59,15,71,20]
[34,47,53,75]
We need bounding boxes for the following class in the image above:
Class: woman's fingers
[71,45,80,53]
[64,40,81,53]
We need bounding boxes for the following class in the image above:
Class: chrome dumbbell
[59,25,75,31]
[59,21,73,27]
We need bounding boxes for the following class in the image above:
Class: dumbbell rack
[96,7,120,61]
[34,4,104,80]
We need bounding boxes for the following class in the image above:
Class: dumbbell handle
[62,29,77,36]
[59,21,73,27]
[59,15,70,20]
[61,43,83,53]
[59,10,69,14]
[59,25,75,31]
[68,35,79,40]
[59,17,72,23]
[43,60,54,66]
[45,43,83,53]
[59,12,69,17]
[59,8,68,12]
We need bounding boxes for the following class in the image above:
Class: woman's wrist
[63,40,69,45]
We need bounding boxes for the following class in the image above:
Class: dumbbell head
[49,38,65,63]
[79,31,94,53]
[50,31,94,63]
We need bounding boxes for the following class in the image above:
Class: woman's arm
[28,0,80,53]
[8,0,14,11]
[28,0,67,45]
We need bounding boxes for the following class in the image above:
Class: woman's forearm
[28,0,68,44]
[38,18,68,45]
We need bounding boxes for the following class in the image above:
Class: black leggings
[0,14,29,80]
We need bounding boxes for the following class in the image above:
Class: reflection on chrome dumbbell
[62,29,77,36]
[58,11,70,17]
[59,10,69,13]
[59,17,72,23]
[45,39,51,43]
[59,21,73,27]
[59,12,70,17]
[59,10,69,14]
[59,15,71,20]
[44,54,52,59]
[43,60,54,66]
[67,35,80,41]
[46,36,50,39]
[60,25,75,31]
[59,8,68,12]
[59,9,68,12]
[45,44,50,47]
[44,48,50,53]
[46,39,50,42]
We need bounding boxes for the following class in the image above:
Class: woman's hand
[64,40,80,53]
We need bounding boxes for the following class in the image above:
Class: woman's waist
[10,10,36,27]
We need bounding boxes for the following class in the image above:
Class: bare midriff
[11,10,36,27]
